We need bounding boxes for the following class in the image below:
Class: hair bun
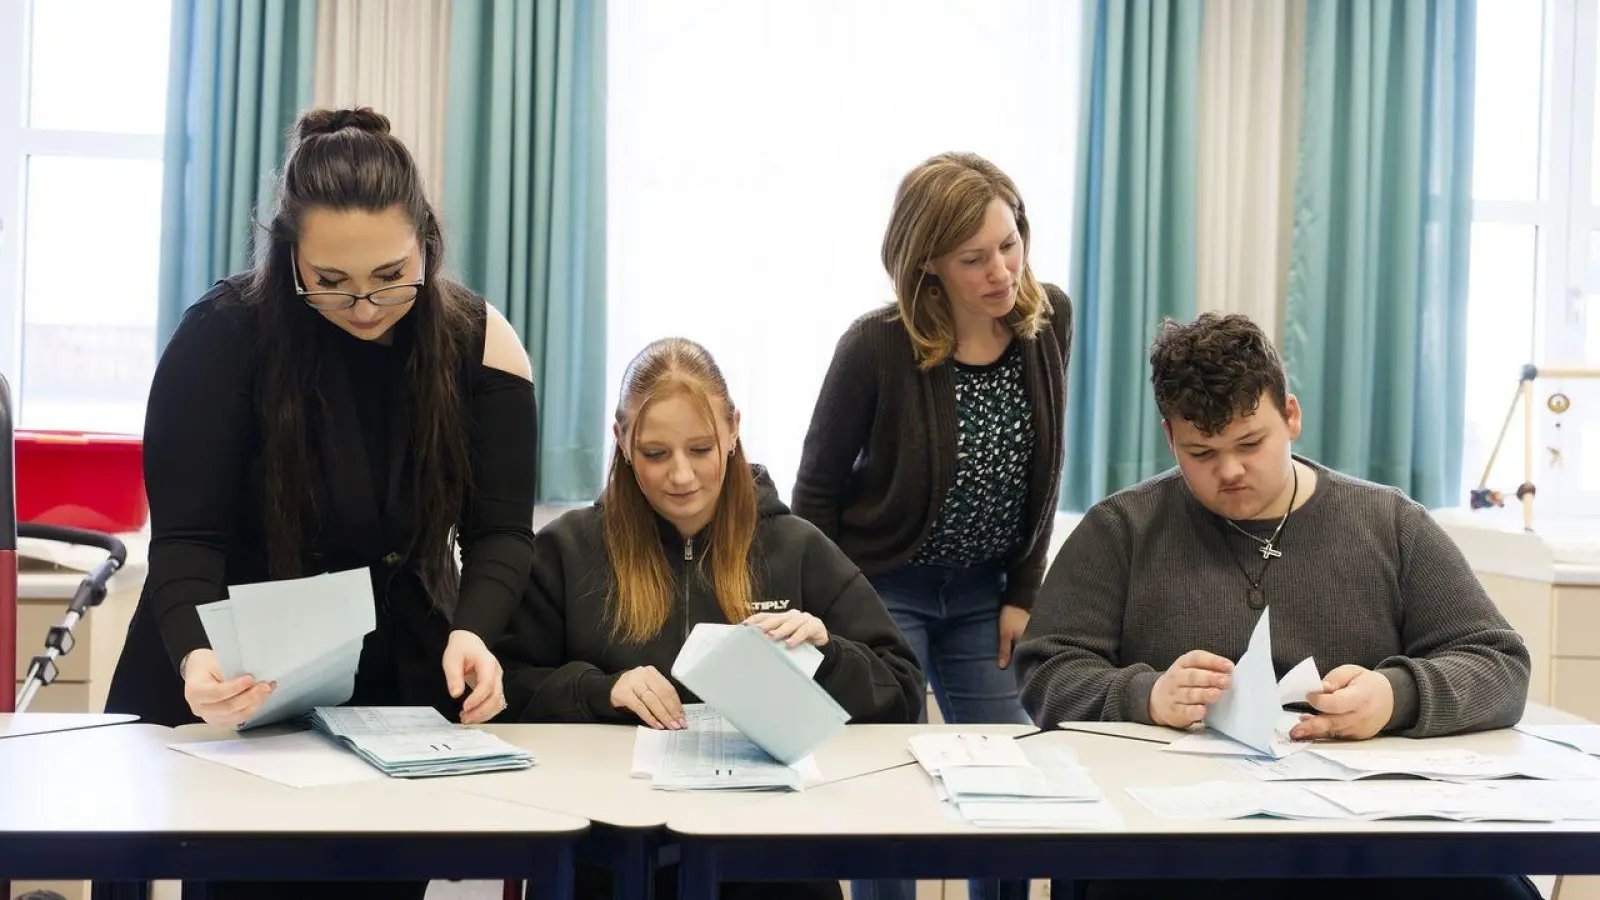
[294,107,392,141]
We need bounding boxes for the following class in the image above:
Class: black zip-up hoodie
[496,465,925,725]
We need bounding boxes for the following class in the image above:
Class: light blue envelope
[672,622,850,765]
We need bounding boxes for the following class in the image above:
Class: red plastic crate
[15,430,148,533]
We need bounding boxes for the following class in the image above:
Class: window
[606,0,1082,501]
[1465,0,1600,521]
[0,0,171,435]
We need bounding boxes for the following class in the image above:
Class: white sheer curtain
[1196,0,1306,344]
[312,0,451,204]
[606,0,1083,502]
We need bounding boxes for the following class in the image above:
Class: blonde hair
[603,338,757,643]
[881,152,1050,369]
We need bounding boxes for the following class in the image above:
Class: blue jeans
[849,562,1032,900]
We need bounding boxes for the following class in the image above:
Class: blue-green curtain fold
[444,0,608,504]
[1283,0,1476,508]
[156,0,317,351]
[1063,0,1203,511]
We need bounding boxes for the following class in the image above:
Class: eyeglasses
[290,247,427,311]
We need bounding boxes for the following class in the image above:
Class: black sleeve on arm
[803,529,925,723]
[495,535,628,723]
[1003,289,1076,612]
[1015,503,1158,726]
[453,367,538,645]
[1378,503,1532,738]
[791,322,878,540]
[143,296,257,672]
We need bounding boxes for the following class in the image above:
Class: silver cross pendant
[1259,542,1283,560]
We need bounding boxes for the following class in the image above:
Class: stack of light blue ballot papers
[630,622,850,791]
[196,568,377,729]
[185,567,531,780]
[908,732,1123,829]
[304,706,533,777]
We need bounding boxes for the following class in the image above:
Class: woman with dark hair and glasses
[104,107,536,896]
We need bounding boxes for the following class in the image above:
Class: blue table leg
[675,843,717,900]
[611,831,655,900]
[1049,879,1086,900]
[531,844,575,900]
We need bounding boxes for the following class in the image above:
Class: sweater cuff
[813,639,843,682]
[583,669,624,720]
[1000,576,1037,611]
[159,605,211,675]
[1379,666,1420,733]
[1124,670,1162,725]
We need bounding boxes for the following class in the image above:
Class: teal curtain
[1284,0,1476,508]
[444,0,608,504]
[1063,0,1202,511]
[156,0,317,351]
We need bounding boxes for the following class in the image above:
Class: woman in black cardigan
[793,152,1073,900]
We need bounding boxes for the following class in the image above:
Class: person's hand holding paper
[1147,650,1235,728]
[1186,608,1322,758]
[196,568,376,730]
[744,610,829,648]
[1289,664,1396,741]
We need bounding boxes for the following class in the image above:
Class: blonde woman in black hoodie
[496,337,923,900]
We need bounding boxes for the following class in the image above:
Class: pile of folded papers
[305,706,534,778]
[631,704,819,791]
[908,733,1123,829]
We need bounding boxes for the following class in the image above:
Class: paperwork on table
[1516,723,1600,757]
[1229,745,1600,782]
[170,706,533,787]
[631,704,821,791]
[910,733,1123,829]
[1128,779,1600,823]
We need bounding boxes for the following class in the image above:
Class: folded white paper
[1516,723,1600,757]
[170,730,386,788]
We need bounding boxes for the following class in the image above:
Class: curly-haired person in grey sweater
[1017,312,1537,900]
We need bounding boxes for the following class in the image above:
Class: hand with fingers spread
[443,630,506,725]
[1291,664,1393,742]
[744,610,829,648]
[611,665,688,730]
[182,648,275,726]
[1148,649,1234,729]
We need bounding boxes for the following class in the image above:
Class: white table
[664,708,1600,899]
[0,711,137,739]
[443,722,1037,899]
[0,724,588,898]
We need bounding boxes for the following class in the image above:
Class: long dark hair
[244,106,475,614]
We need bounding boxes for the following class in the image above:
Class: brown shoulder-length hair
[881,151,1050,369]
[245,106,476,614]
[603,338,759,643]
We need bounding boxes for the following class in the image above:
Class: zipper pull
[683,537,694,561]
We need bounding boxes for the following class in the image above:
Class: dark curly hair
[1149,313,1287,437]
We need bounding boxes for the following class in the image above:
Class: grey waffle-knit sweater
[1015,459,1531,738]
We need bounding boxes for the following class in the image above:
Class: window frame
[0,0,166,428]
